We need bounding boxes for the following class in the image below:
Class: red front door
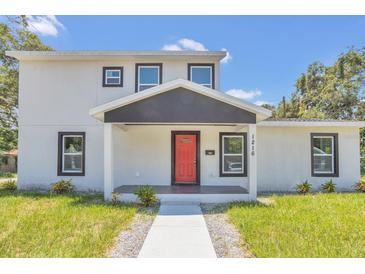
[175,134,197,183]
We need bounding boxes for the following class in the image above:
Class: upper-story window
[103,67,123,87]
[136,63,162,92]
[188,64,215,89]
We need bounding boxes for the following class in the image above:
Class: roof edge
[5,50,227,61]
[258,120,365,127]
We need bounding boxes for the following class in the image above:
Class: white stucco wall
[113,125,248,189]
[17,57,220,191]
[257,126,361,192]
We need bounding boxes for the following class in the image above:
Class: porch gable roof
[89,79,272,123]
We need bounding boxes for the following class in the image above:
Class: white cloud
[26,15,65,37]
[162,38,207,51]
[161,39,232,63]
[162,44,182,51]
[220,48,232,64]
[178,38,208,51]
[225,89,262,100]
[254,100,270,106]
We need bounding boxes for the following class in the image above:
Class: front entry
[172,131,200,185]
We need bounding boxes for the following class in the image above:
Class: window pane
[224,136,243,154]
[64,154,82,172]
[106,70,120,78]
[139,67,159,84]
[64,136,83,153]
[313,137,332,154]
[139,84,157,91]
[191,67,211,85]
[314,155,333,173]
[223,155,243,173]
[106,78,120,84]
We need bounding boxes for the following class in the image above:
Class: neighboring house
[6,50,365,202]
[0,149,17,173]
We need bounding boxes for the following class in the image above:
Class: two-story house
[6,50,365,202]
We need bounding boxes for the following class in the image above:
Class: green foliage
[51,179,75,194]
[0,16,52,152]
[322,179,336,193]
[0,171,16,178]
[354,179,365,192]
[0,179,16,190]
[296,180,312,194]
[134,185,158,207]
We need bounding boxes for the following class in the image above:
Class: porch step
[160,200,201,206]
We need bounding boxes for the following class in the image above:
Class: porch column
[248,124,257,201]
[104,123,114,201]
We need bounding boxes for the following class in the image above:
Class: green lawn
[228,193,365,258]
[0,191,137,257]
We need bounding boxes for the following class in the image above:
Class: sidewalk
[138,203,216,258]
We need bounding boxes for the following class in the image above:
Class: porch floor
[114,185,248,194]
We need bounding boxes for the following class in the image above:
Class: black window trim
[311,133,339,177]
[103,67,123,87]
[219,132,247,177]
[57,132,86,176]
[187,63,215,89]
[135,63,163,93]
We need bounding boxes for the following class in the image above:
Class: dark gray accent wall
[104,87,256,124]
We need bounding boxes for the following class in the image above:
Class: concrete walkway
[138,203,217,258]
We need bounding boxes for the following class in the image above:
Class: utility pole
[282,96,286,118]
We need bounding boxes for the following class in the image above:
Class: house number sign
[251,134,255,156]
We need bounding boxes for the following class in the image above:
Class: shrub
[322,179,336,193]
[134,185,158,207]
[0,172,16,178]
[0,179,16,191]
[354,179,365,192]
[51,179,75,194]
[296,180,312,194]
[111,192,119,205]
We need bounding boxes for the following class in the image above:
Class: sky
[10,16,365,106]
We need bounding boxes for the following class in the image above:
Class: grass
[0,190,137,257]
[228,193,365,258]
[0,172,16,179]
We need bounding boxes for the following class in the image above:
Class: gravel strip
[107,206,158,258]
[201,203,254,258]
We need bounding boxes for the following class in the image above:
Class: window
[58,132,85,176]
[136,64,162,92]
[219,132,247,177]
[311,133,338,177]
[103,67,123,87]
[188,64,214,88]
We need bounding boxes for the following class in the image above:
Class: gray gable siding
[104,87,256,124]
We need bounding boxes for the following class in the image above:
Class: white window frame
[105,69,121,85]
[138,65,160,91]
[62,135,83,173]
[312,135,335,174]
[221,135,244,174]
[190,65,213,88]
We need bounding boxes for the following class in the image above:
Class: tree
[266,47,365,172]
[0,16,52,153]
[270,47,365,120]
